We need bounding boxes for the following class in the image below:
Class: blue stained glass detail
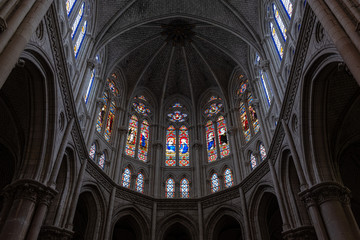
[71,2,85,39]
[74,20,87,58]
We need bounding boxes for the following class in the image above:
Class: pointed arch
[224,168,233,188]
[122,167,131,188]
[125,115,138,158]
[180,178,190,198]
[166,178,175,198]
[135,172,144,193]
[211,173,220,193]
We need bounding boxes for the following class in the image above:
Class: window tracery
[224,168,233,188]
[125,96,151,162]
[136,172,144,193]
[165,103,190,166]
[204,96,230,162]
[260,143,267,161]
[250,152,257,169]
[180,178,189,198]
[211,173,220,193]
[96,76,119,142]
[89,142,96,160]
[236,77,260,143]
[122,168,131,188]
[98,152,106,169]
[166,178,175,198]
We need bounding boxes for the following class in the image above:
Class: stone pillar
[26,189,57,240]
[198,202,203,240]
[0,190,13,231]
[307,0,360,86]
[151,202,157,240]
[193,142,202,197]
[239,187,251,239]
[300,182,360,239]
[0,180,54,240]
[0,0,53,89]
[113,127,128,184]
[103,187,116,240]
[227,126,241,183]
[152,141,162,197]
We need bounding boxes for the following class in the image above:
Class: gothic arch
[157,213,198,240]
[111,206,150,240]
[73,184,107,239]
[205,206,244,240]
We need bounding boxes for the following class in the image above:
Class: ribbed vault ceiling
[93,0,264,105]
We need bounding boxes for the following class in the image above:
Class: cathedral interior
[0,0,360,239]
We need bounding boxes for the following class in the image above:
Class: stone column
[300,182,360,239]
[152,141,162,197]
[0,0,53,89]
[198,202,203,240]
[193,142,202,197]
[113,127,128,184]
[0,180,52,240]
[103,187,116,240]
[227,126,241,183]
[151,202,157,240]
[307,0,360,86]
[239,187,251,239]
[0,190,13,231]
[26,189,57,240]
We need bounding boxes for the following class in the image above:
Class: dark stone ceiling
[92,0,264,106]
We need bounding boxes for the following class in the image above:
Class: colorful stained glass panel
[89,143,96,160]
[96,92,108,133]
[104,101,115,142]
[217,116,230,158]
[84,69,95,104]
[260,144,267,161]
[250,153,257,169]
[136,173,144,193]
[270,22,283,59]
[74,20,87,58]
[122,168,131,188]
[133,102,151,116]
[211,173,220,193]
[273,4,287,40]
[125,115,138,157]
[66,0,77,16]
[224,168,233,188]
[168,111,187,122]
[165,126,176,166]
[98,152,105,169]
[180,178,189,198]
[166,178,175,198]
[179,125,189,166]
[138,120,149,162]
[71,2,85,39]
[281,0,293,18]
[247,94,260,134]
[204,103,223,117]
[240,102,251,142]
[206,121,217,162]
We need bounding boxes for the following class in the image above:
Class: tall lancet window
[71,2,85,39]
[236,77,261,143]
[180,178,190,198]
[165,103,190,167]
[136,172,144,193]
[211,173,220,193]
[89,142,96,161]
[66,0,77,16]
[259,143,267,161]
[122,168,131,188]
[204,96,230,162]
[98,152,106,169]
[280,0,293,19]
[224,168,234,188]
[95,76,119,142]
[255,54,273,107]
[125,96,151,162]
[166,178,175,198]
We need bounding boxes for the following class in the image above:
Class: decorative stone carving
[300,182,351,207]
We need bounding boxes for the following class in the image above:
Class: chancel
[0,0,360,239]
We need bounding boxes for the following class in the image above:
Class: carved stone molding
[300,182,351,207]
[0,17,7,32]
[3,180,57,204]
[39,226,74,240]
[282,226,317,240]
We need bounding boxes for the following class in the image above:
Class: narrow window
[122,168,131,188]
[180,178,189,198]
[224,168,233,188]
[211,173,220,193]
[166,178,175,198]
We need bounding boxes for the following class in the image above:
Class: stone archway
[212,215,242,240]
[163,222,192,240]
[112,215,142,240]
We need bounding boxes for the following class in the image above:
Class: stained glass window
[208,96,221,102]
[217,116,230,158]
[273,4,287,40]
[66,0,77,16]
[98,152,105,169]
[179,125,190,166]
[237,79,248,96]
[172,103,183,108]
[89,143,96,161]
[103,101,115,142]
[133,102,151,116]
[122,168,131,188]
[211,173,220,193]
[74,20,87,58]
[71,2,85,39]
[280,0,293,18]
[180,178,189,198]
[224,168,233,188]
[206,121,217,162]
[166,178,175,198]
[165,126,176,166]
[204,103,223,117]
[136,173,144,193]
[247,94,260,134]
[96,92,108,133]
[107,79,119,95]
[260,71,272,106]
[168,111,188,122]
[138,120,149,162]
[84,69,95,104]
[250,153,257,169]
[270,22,283,59]
[240,102,251,142]
[125,115,138,157]
[260,143,267,161]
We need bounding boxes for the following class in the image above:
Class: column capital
[300,182,351,207]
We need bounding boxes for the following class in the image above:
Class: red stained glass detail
[126,115,138,157]
[206,121,217,162]
[165,126,176,166]
[179,125,189,166]
[138,120,149,162]
[217,116,230,158]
